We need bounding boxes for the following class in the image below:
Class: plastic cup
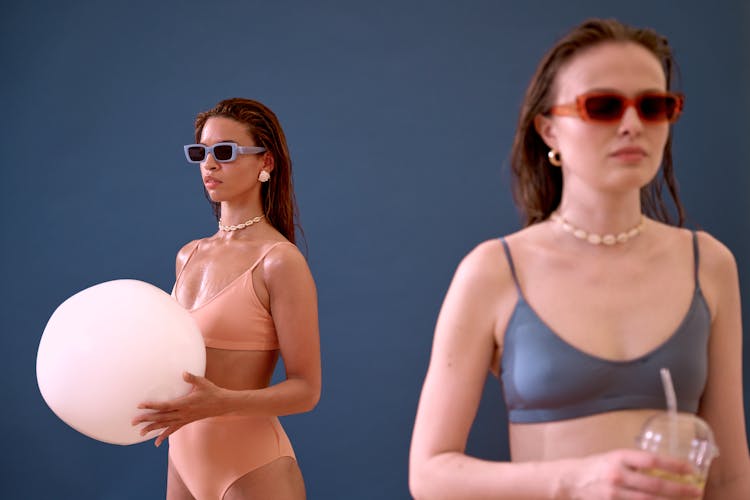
[635,412,719,489]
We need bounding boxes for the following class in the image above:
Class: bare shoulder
[175,239,202,266]
[696,230,739,276]
[447,235,522,309]
[456,237,511,284]
[263,241,306,265]
[648,222,733,269]
[694,231,740,317]
[261,241,314,284]
[430,235,524,377]
[695,231,738,273]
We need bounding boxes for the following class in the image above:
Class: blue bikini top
[499,234,710,424]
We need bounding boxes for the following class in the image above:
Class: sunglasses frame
[549,91,685,123]
[183,142,267,163]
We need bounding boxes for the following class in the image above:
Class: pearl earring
[258,170,271,182]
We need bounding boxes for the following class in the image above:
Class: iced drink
[636,412,719,492]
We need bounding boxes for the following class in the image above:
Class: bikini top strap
[692,231,701,292]
[171,240,201,296]
[175,240,201,283]
[500,237,523,296]
[248,241,296,272]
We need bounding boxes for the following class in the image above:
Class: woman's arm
[410,240,573,499]
[695,232,750,499]
[409,240,704,500]
[224,243,322,416]
[409,240,527,497]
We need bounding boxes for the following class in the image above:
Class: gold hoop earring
[548,149,562,167]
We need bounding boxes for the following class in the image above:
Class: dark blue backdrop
[2,1,748,498]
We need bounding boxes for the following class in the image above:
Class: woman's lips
[610,146,647,162]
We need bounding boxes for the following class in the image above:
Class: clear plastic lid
[636,412,719,474]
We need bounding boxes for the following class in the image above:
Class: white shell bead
[587,234,602,244]
[602,234,617,245]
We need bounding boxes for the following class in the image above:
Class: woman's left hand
[131,372,227,447]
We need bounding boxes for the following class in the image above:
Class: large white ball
[36,279,205,445]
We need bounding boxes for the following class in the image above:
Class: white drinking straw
[659,367,678,414]
[660,367,679,455]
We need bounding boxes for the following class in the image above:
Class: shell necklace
[551,211,644,246]
[218,215,264,232]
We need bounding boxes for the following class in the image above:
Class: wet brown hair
[194,98,299,243]
[510,18,686,227]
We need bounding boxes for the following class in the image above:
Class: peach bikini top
[173,241,293,351]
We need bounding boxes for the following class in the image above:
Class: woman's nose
[617,106,644,136]
[202,154,220,170]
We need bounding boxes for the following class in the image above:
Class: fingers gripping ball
[36,279,205,445]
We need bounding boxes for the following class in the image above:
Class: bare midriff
[508,409,658,461]
[204,348,279,391]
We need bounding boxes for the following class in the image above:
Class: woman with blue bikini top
[410,18,749,500]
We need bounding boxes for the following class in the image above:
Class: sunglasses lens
[213,144,235,161]
[639,95,677,121]
[187,146,206,162]
[584,95,625,121]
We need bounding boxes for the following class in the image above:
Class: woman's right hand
[559,449,704,499]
